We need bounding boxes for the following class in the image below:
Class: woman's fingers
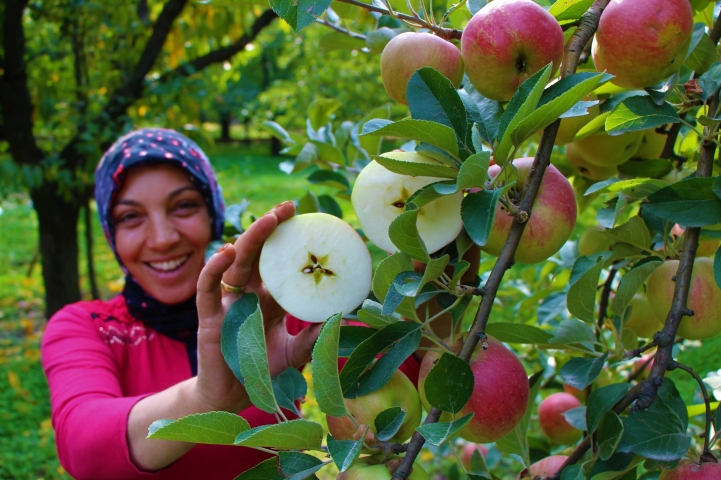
[286,323,323,369]
[197,244,236,321]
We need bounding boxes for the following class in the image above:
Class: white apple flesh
[259,213,372,323]
[351,151,463,254]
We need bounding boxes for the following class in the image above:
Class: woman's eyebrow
[168,185,201,199]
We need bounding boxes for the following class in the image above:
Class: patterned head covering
[95,127,225,267]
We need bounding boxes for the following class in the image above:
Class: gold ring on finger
[220,280,245,294]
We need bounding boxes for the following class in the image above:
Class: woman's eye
[116,212,138,224]
[175,200,201,213]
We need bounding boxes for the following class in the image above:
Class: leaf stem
[669,361,714,457]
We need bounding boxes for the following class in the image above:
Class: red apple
[566,143,618,181]
[592,0,694,89]
[518,455,569,479]
[538,392,583,444]
[338,455,430,480]
[574,130,644,167]
[624,294,663,339]
[658,460,721,479]
[646,258,721,340]
[460,0,564,102]
[460,442,489,470]
[326,369,422,444]
[381,32,464,105]
[483,158,577,264]
[418,336,529,443]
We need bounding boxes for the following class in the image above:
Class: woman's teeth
[148,255,189,272]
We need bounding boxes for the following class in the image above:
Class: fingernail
[275,200,294,209]
[216,243,232,254]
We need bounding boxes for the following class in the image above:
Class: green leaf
[407,67,468,145]
[372,252,416,319]
[327,434,364,472]
[269,0,332,32]
[495,64,552,165]
[147,412,251,444]
[419,255,450,292]
[685,30,716,74]
[279,451,325,480]
[374,407,406,442]
[338,326,376,357]
[585,178,667,201]
[262,121,294,144]
[234,420,324,450]
[448,260,470,290]
[319,31,366,52]
[307,170,349,190]
[715,246,721,290]
[649,379,689,430]
[645,177,721,227]
[586,383,631,433]
[611,257,663,319]
[562,406,587,431]
[603,216,652,252]
[598,411,624,461]
[297,190,320,215]
[356,300,402,329]
[237,305,278,414]
[307,98,341,130]
[550,318,597,352]
[311,314,349,417]
[424,353,474,414]
[408,181,452,208]
[222,293,261,383]
[457,152,491,190]
[548,0,594,21]
[617,410,691,461]
[361,118,460,157]
[462,83,503,144]
[484,322,553,344]
[318,194,343,219]
[567,256,604,323]
[699,62,721,102]
[272,368,307,417]
[561,353,608,390]
[388,208,431,262]
[416,413,474,445]
[311,140,346,165]
[574,111,611,141]
[617,159,674,179]
[234,457,285,480]
[374,154,459,179]
[510,72,606,147]
[606,96,681,135]
[461,190,503,247]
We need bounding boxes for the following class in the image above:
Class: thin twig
[315,18,366,40]
[597,267,616,334]
[669,361,715,459]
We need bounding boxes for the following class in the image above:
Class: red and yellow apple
[460,442,489,470]
[483,158,577,264]
[658,460,721,479]
[563,383,585,401]
[646,258,721,340]
[538,392,583,444]
[326,369,422,444]
[418,336,529,443]
[381,32,464,105]
[460,0,564,102]
[518,455,569,479]
[592,0,694,89]
[623,294,663,339]
[566,143,618,181]
[338,455,430,480]
[574,130,644,167]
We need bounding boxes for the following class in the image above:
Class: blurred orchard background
[1,1,721,479]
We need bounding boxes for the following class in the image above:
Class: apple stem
[668,361,714,457]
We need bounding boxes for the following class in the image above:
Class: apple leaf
[318,194,343,219]
[494,64,552,165]
[617,410,691,461]
[484,322,553,345]
[407,181,453,208]
[606,96,680,135]
[586,383,631,433]
[461,189,503,247]
[414,142,459,166]
[645,177,721,227]
[418,254,450,293]
[685,29,716,74]
[560,353,608,391]
[361,118,460,157]
[221,293,262,383]
[567,255,604,323]
[338,326,376,357]
[585,178,667,201]
[327,433,364,473]
[234,457,285,480]
[388,208,431,262]
[573,111,611,141]
[147,412,250,444]
[699,62,721,102]
[601,216,652,252]
[562,406,587,431]
[269,0,331,32]
[496,371,543,466]
[448,260,470,290]
[611,257,663,320]
[278,452,325,480]
[271,367,307,417]
[374,154,459,179]
[374,407,406,442]
[548,0,594,22]
[598,411,624,461]
[457,151,491,190]
[310,140,345,165]
[307,169,349,191]
[407,67,469,149]
[237,304,279,414]
[650,379,689,430]
[311,313,349,418]
[424,353,474,414]
[510,72,607,148]
[234,420,324,450]
[297,190,320,214]
[549,319,597,353]
[339,322,422,397]
[715,247,721,290]
[618,159,674,179]
[372,252,417,319]
[307,97,341,130]
[356,300,402,329]
[461,83,503,144]
[416,413,474,446]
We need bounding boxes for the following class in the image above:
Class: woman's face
[112,164,212,304]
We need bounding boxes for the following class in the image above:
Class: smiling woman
[39,128,328,480]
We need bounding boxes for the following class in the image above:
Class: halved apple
[258,213,372,323]
[351,151,463,254]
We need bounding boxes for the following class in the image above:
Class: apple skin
[624,294,663,339]
[555,101,600,146]
[484,158,577,264]
[592,0,694,89]
[634,128,667,160]
[338,456,430,480]
[460,443,489,470]
[566,143,618,181]
[698,239,720,257]
[381,32,464,105]
[538,392,583,445]
[574,130,644,167]
[326,369,422,444]
[518,455,569,479]
[563,384,585,401]
[658,460,721,479]
[460,0,564,102]
[646,258,721,340]
[418,336,530,443]
[578,227,612,257]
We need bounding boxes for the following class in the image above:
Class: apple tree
[148,0,721,478]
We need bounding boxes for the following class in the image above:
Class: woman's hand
[194,201,322,413]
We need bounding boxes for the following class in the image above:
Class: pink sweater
[42,295,420,480]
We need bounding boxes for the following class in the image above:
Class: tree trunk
[270,136,282,156]
[31,182,82,318]
[219,112,232,142]
[84,199,100,300]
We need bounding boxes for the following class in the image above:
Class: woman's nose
[147,214,181,250]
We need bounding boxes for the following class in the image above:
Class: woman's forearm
[126,376,252,472]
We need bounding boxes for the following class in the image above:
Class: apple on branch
[538,392,582,445]
[633,128,667,160]
[338,455,430,480]
[658,460,721,479]
[622,293,663,340]
[258,213,372,323]
[351,151,463,254]
[566,143,617,181]
[518,455,569,479]
[555,97,600,146]
[460,0,564,102]
[573,130,644,167]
